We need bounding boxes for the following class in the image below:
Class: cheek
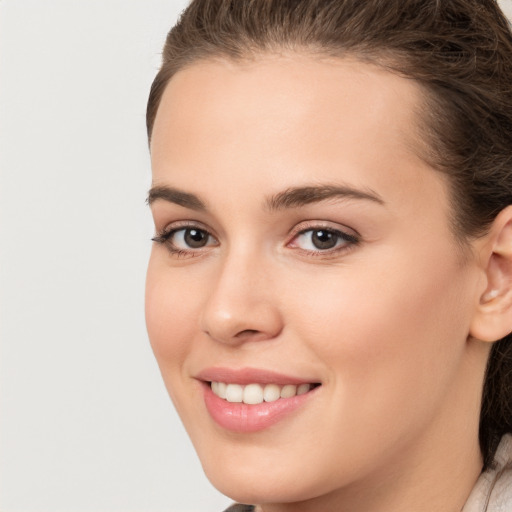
[145,254,210,426]
[145,254,197,373]
[287,247,473,419]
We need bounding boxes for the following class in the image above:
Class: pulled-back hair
[146,0,512,469]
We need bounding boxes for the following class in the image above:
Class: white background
[1,1,512,511]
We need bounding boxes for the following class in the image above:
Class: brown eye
[311,230,338,250]
[291,227,359,253]
[183,228,209,248]
[152,226,218,254]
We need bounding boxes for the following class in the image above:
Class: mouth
[197,368,321,432]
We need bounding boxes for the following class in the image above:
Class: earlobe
[470,205,512,343]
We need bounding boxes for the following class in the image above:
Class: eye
[152,225,218,255]
[290,227,359,253]
[172,228,213,249]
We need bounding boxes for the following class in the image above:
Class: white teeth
[280,384,297,398]
[243,384,264,404]
[263,383,281,402]
[211,381,314,404]
[225,383,243,402]
[217,381,227,399]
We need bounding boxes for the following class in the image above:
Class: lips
[197,367,321,432]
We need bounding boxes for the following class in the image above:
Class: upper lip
[196,367,320,386]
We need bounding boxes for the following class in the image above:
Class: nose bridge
[200,243,282,344]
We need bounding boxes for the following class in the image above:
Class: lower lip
[203,383,318,433]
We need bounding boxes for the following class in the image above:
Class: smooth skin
[146,54,512,512]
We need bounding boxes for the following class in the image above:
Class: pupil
[185,229,207,248]
[312,230,337,249]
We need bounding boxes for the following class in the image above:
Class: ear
[470,205,512,342]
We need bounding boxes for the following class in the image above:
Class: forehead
[151,54,425,153]
[150,54,447,220]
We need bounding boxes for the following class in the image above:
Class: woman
[145,1,512,511]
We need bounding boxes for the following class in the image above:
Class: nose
[200,252,283,346]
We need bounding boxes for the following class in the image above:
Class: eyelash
[289,224,360,257]
[152,223,360,259]
[151,224,218,258]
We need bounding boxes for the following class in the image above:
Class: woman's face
[146,55,485,506]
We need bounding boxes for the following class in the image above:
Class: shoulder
[463,434,512,512]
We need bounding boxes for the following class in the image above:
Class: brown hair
[146,0,512,469]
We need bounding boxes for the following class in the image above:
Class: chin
[205,470,308,506]
[198,447,338,506]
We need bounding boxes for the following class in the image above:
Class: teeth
[280,384,297,398]
[211,381,313,404]
[243,384,264,405]
[263,383,281,402]
[217,382,227,399]
[225,383,243,403]
[297,383,310,395]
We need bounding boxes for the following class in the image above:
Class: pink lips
[197,367,320,433]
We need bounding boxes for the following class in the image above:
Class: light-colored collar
[463,434,512,512]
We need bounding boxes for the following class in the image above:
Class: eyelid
[287,220,360,240]
[152,220,219,256]
[286,220,361,256]
[154,219,218,240]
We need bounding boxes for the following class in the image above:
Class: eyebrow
[146,183,384,211]
[265,184,384,211]
[146,185,207,211]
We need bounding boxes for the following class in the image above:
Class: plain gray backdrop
[0,1,230,511]
[1,1,512,511]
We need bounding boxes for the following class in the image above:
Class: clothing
[463,434,512,512]
[223,505,255,512]
[223,435,512,512]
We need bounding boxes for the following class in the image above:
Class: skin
[146,54,505,512]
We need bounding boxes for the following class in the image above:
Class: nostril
[235,329,260,338]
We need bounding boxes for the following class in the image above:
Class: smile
[198,369,321,432]
[210,381,314,404]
